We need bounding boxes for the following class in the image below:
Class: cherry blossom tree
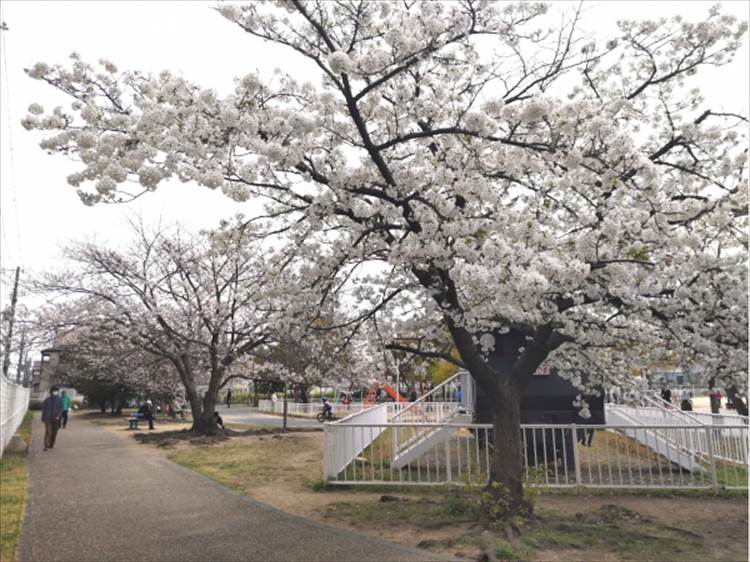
[51,322,181,414]
[38,219,315,434]
[24,1,748,515]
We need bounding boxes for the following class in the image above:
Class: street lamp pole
[283,381,288,432]
[395,357,400,402]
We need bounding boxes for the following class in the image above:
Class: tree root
[504,519,522,548]
[477,530,497,561]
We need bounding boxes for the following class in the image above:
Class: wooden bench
[128,413,144,430]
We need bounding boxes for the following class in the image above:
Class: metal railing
[256,399,367,418]
[680,409,749,430]
[323,421,748,491]
[608,400,748,465]
[389,372,475,463]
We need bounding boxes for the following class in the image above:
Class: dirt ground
[97,417,748,561]
[535,495,747,561]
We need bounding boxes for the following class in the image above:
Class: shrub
[440,490,475,517]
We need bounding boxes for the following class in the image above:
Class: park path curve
[20,414,444,562]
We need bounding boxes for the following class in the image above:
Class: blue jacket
[42,395,64,421]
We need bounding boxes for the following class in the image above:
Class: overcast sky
[0,1,748,309]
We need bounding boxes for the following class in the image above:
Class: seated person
[214,411,225,430]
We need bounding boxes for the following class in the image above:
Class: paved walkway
[219,405,321,429]
[21,414,443,561]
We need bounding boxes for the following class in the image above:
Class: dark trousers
[44,419,60,448]
[61,410,69,428]
[145,414,154,429]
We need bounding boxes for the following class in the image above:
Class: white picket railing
[608,400,748,465]
[1,375,30,457]
[324,421,748,491]
[389,372,475,464]
[681,409,749,431]
[256,399,367,418]
[324,404,389,477]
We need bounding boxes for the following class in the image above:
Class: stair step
[391,413,473,469]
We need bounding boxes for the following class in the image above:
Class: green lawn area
[159,429,747,561]
[0,411,33,562]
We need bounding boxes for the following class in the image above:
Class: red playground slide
[382,383,408,403]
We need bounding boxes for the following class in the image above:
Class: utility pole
[15,328,26,383]
[283,381,288,432]
[2,266,20,378]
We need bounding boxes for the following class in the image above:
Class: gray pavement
[20,414,444,561]
[219,405,321,429]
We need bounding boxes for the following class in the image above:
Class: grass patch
[1,411,33,562]
[323,492,477,530]
[495,538,528,561]
[224,423,263,431]
[305,478,330,492]
[156,422,746,561]
[539,486,747,499]
[714,459,748,488]
[168,432,322,493]
[520,505,704,561]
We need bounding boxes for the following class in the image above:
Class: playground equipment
[363,382,408,404]
[323,354,748,489]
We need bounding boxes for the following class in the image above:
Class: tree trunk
[191,409,219,435]
[184,392,218,436]
[173,359,219,436]
[298,384,309,403]
[185,386,220,436]
[484,382,531,521]
[116,395,126,416]
[109,393,118,416]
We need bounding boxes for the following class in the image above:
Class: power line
[0,214,14,269]
[0,3,22,265]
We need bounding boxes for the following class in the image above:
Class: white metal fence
[326,404,389,477]
[256,399,368,417]
[323,421,748,491]
[0,375,30,457]
[682,410,749,432]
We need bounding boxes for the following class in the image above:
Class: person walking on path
[138,400,156,430]
[41,387,64,450]
[61,390,71,428]
[680,389,693,411]
[226,388,232,409]
[660,387,672,409]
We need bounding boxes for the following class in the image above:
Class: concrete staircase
[606,403,704,473]
[390,372,475,470]
[391,413,473,469]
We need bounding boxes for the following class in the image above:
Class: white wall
[326,404,388,478]
[1,376,30,457]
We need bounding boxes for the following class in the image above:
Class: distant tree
[44,317,182,414]
[39,220,311,434]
